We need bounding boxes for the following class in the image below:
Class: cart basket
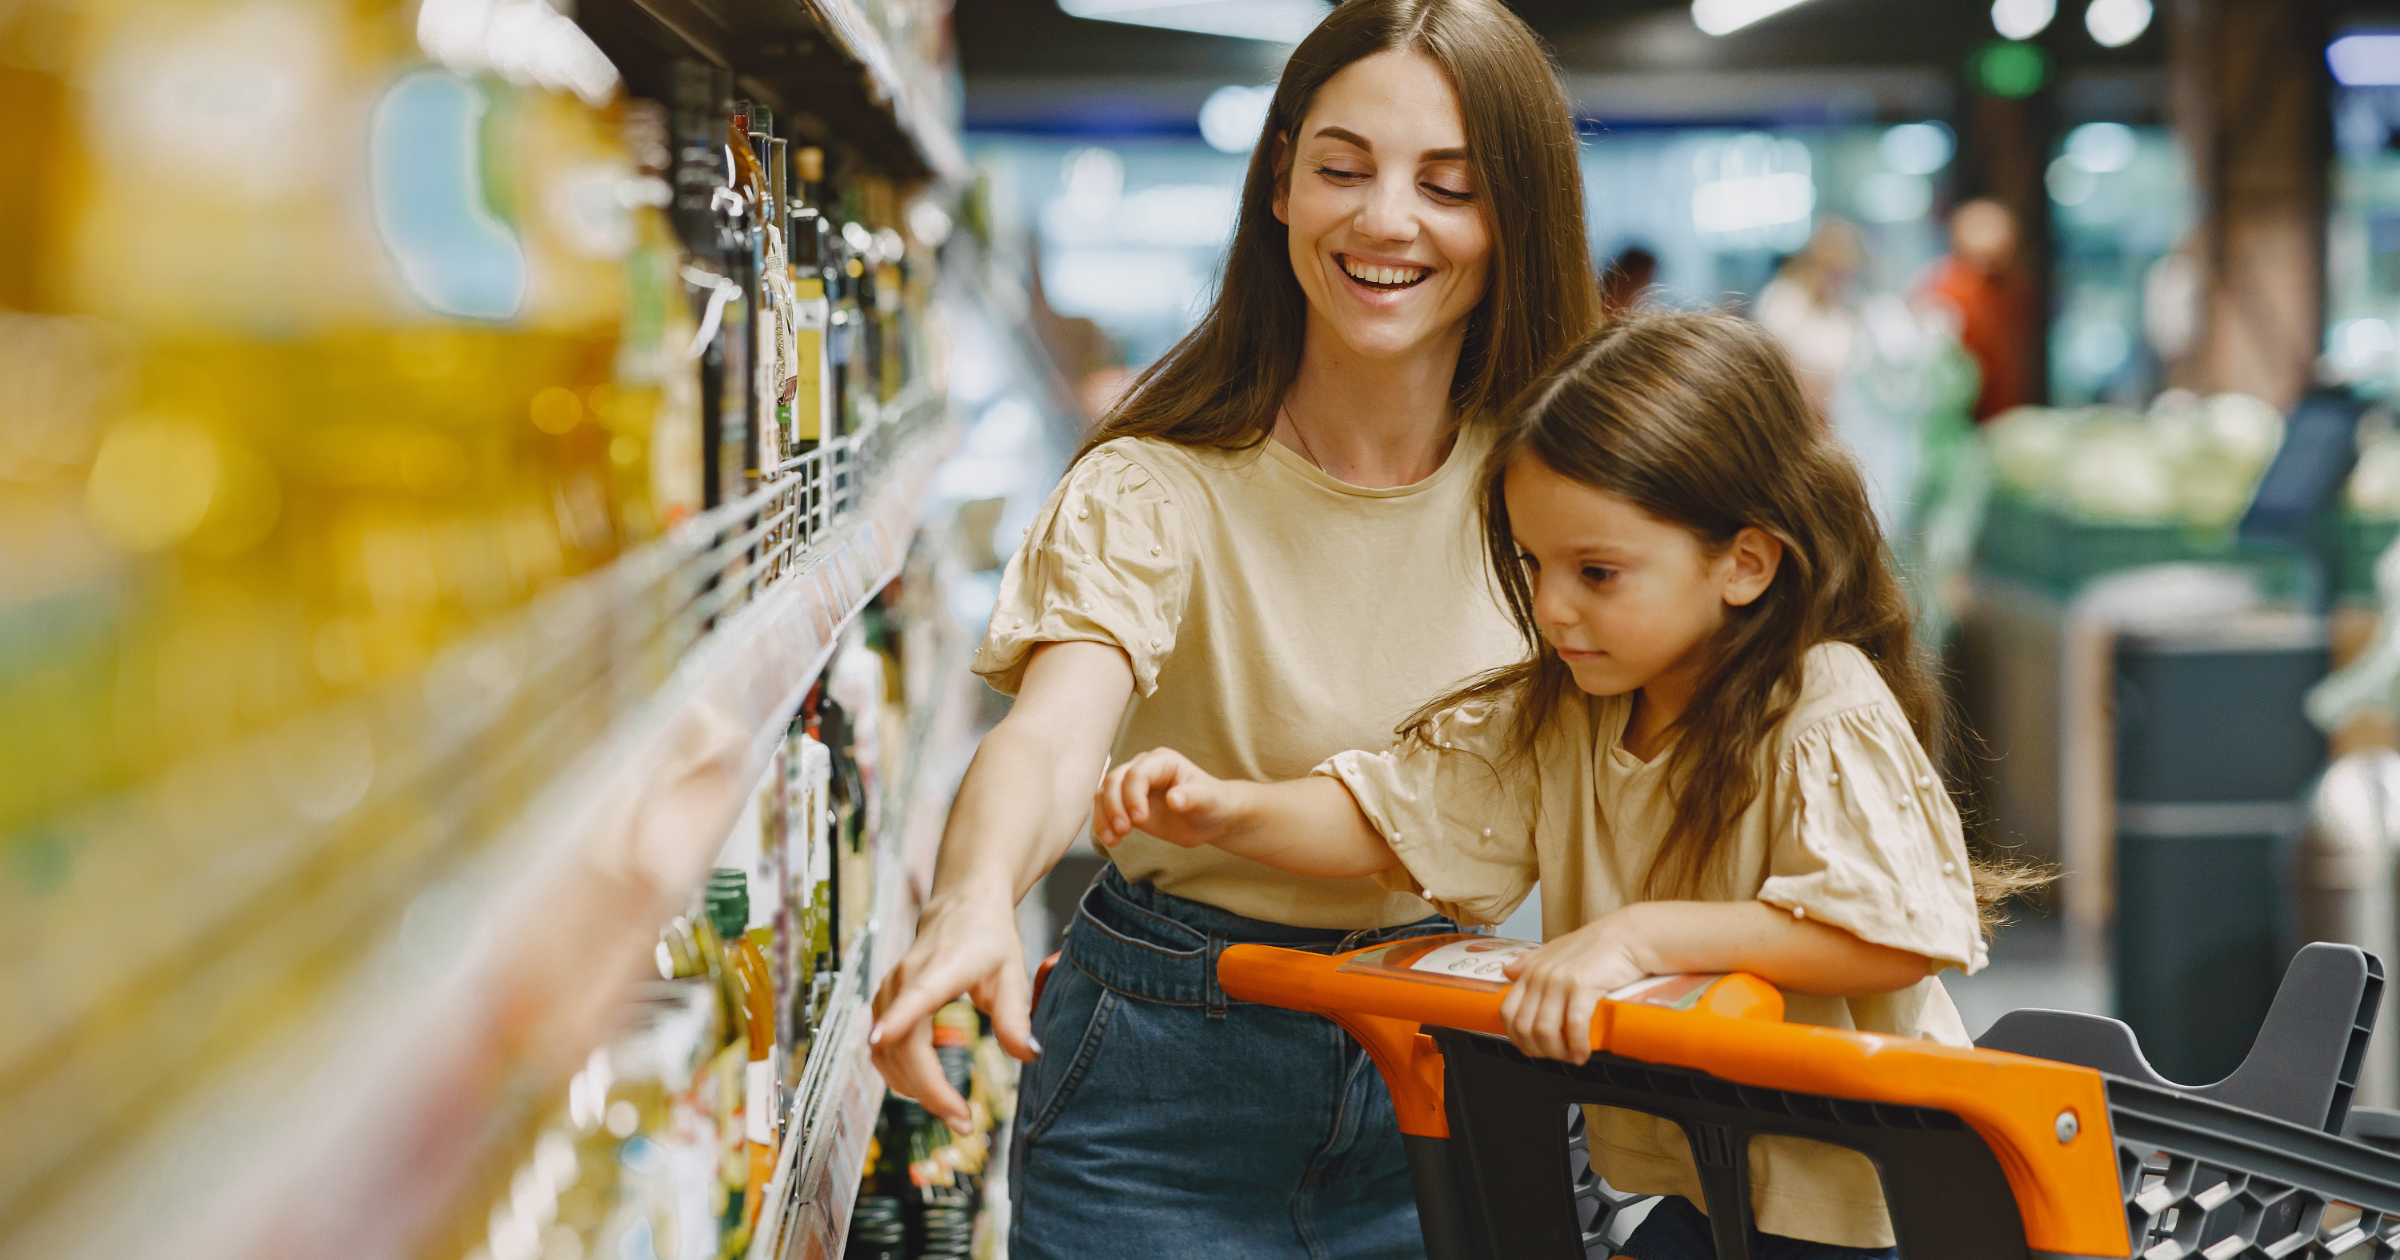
[1217,934,2400,1260]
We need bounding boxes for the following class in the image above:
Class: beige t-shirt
[974,430,1520,929]
[1316,642,1985,1249]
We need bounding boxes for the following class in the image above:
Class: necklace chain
[1280,403,1327,473]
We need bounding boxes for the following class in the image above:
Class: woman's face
[1275,48,1492,365]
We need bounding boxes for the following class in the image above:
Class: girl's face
[1503,452,1781,699]
[1274,48,1492,365]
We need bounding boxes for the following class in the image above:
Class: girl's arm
[1498,901,1936,1065]
[1092,748,1398,878]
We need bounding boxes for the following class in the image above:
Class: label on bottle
[745,1058,776,1145]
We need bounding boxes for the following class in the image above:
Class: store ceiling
[955,0,2172,132]
[955,0,2166,80]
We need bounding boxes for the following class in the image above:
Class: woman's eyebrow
[1310,127,1469,164]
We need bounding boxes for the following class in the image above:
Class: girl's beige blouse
[974,431,1521,930]
[1315,641,1986,1249]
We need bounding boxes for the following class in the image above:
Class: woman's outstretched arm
[869,641,1133,1132]
[1093,747,1397,878]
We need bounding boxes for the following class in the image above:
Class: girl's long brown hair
[1074,0,1597,461]
[1406,310,2045,928]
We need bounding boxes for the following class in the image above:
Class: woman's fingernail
[1028,1035,1045,1056]
[867,1026,883,1046]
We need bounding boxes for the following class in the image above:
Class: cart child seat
[1215,934,2400,1260]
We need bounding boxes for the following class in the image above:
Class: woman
[869,0,1596,1253]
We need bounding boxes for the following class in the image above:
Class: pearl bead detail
[1943,861,1957,875]
[1792,905,1806,920]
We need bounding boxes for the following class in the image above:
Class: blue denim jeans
[1008,866,1456,1260]
[1616,1195,1898,1260]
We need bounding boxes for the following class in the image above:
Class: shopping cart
[1215,934,2400,1260]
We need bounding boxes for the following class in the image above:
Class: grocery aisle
[0,3,1068,1259]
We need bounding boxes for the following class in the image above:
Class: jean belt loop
[1205,931,1228,1020]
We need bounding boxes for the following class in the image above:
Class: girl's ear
[1271,131,1292,225]
[1721,527,1783,608]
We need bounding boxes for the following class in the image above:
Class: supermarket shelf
[748,605,992,1260]
[580,0,969,186]
[3,396,958,1260]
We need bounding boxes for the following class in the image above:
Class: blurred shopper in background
[868,0,1600,1256]
[1600,243,1658,318]
[1756,219,1866,420]
[1916,198,2036,421]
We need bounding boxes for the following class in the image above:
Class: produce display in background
[2342,414,2400,598]
[1975,391,2316,598]
[847,1001,1019,1260]
[1984,391,2286,526]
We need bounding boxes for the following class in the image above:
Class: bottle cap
[706,868,750,940]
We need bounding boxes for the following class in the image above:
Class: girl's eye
[1313,165,1369,182]
[1422,182,1473,202]
[1580,566,1616,584]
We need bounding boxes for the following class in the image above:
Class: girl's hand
[1092,748,1245,849]
[1498,906,1664,1064]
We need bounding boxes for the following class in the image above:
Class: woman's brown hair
[1406,309,2045,928]
[1074,0,1597,460]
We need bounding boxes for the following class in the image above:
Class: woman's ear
[1271,131,1292,225]
[1721,527,1783,608]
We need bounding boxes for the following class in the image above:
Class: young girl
[1089,310,2040,1260]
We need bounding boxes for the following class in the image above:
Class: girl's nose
[1529,573,1576,632]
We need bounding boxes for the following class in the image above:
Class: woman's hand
[1497,906,1664,1065]
[1092,748,1245,848]
[871,892,1030,1134]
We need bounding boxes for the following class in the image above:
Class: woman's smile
[1337,252,1432,292]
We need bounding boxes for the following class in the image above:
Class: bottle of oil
[787,148,835,451]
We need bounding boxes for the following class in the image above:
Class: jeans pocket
[1079,879,1209,956]
[1018,961,1120,1148]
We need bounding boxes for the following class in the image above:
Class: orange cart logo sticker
[1336,934,1540,992]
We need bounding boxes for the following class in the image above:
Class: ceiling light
[1878,122,1954,175]
[2329,35,2400,87]
[1690,0,1816,37]
[1991,0,2056,40]
[1198,84,1273,153]
[1056,0,1330,43]
[2064,121,2137,173]
[2084,0,2152,48]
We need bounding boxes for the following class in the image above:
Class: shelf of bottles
[0,2,989,1259]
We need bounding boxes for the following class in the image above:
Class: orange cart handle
[1217,940,2130,1259]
